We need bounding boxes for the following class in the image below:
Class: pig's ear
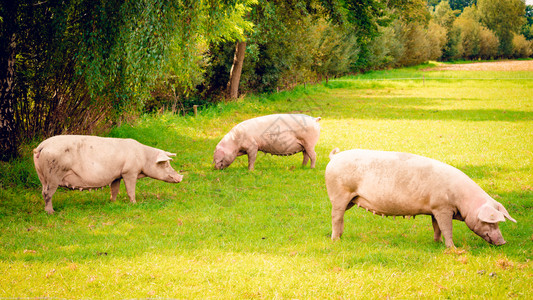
[165,151,176,157]
[478,204,506,223]
[156,151,172,163]
[497,203,517,223]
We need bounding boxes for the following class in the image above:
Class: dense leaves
[1,0,532,159]
[0,0,252,159]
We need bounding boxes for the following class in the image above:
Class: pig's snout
[214,161,227,170]
[494,240,507,246]
[490,237,506,246]
[168,173,183,183]
[485,232,506,246]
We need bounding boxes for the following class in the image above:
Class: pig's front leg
[122,174,137,203]
[246,146,258,171]
[110,178,121,202]
[433,211,455,247]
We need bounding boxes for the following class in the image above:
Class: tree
[0,0,252,160]
[521,5,533,40]
[478,0,526,56]
[453,6,482,59]
[0,1,17,160]
[512,33,533,57]
[449,0,474,11]
[478,26,500,59]
[427,20,448,60]
[227,41,247,99]
[432,1,462,60]
[222,0,396,99]
[309,19,359,81]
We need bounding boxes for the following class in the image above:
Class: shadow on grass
[323,97,533,122]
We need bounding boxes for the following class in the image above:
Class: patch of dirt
[424,60,533,71]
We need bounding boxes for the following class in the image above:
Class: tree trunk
[226,41,246,100]
[0,2,18,161]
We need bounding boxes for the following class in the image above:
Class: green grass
[1,63,532,298]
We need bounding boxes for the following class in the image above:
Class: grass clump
[0,63,531,298]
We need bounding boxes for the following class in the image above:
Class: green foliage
[520,5,533,40]
[366,25,403,69]
[3,0,533,162]
[478,26,500,59]
[432,1,460,28]
[478,0,527,56]
[1,65,532,298]
[427,20,448,60]
[512,33,533,58]
[453,7,481,59]
[0,0,255,159]
[448,0,474,11]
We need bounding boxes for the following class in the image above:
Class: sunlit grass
[1,63,531,298]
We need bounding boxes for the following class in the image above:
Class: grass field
[0,62,532,298]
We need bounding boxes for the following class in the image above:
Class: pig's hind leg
[330,191,358,240]
[302,151,310,166]
[301,144,317,168]
[431,215,443,242]
[110,178,121,202]
[42,183,58,214]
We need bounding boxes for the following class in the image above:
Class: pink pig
[214,114,321,170]
[325,148,516,247]
[33,135,183,214]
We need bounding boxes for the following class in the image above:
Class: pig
[213,114,321,170]
[325,148,516,247]
[33,135,183,214]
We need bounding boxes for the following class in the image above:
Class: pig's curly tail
[329,148,340,160]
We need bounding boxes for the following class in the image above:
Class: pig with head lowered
[325,148,516,247]
[214,114,321,170]
[33,135,184,214]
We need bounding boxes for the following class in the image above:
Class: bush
[453,14,481,59]
[367,24,403,69]
[442,25,463,61]
[512,33,533,58]
[478,26,500,59]
[427,21,447,60]
[397,22,431,67]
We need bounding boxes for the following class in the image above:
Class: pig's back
[38,135,137,160]
[237,114,319,154]
[326,149,471,215]
[237,114,319,133]
[35,135,139,182]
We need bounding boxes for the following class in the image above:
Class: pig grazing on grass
[33,135,183,214]
[325,148,516,247]
[214,114,321,170]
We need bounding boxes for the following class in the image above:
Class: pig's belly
[61,170,119,190]
[258,132,303,155]
[350,166,439,216]
[260,143,303,156]
[355,193,433,216]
